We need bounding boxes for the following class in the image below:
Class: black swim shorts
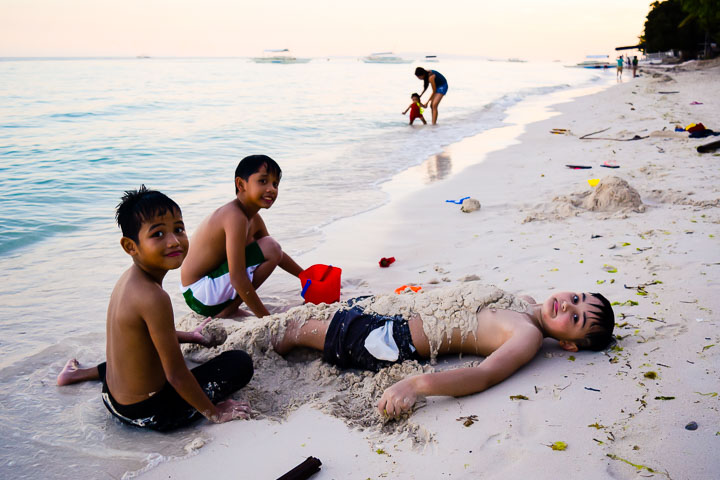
[322,302,419,372]
[99,350,253,432]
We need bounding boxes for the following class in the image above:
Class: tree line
[642,0,719,58]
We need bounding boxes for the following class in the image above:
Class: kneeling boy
[180,155,303,318]
[58,186,253,431]
[269,283,614,418]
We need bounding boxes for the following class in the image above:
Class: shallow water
[0,56,612,478]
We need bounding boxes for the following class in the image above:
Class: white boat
[362,52,412,64]
[567,55,613,69]
[251,49,311,64]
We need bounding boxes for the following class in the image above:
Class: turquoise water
[0,57,611,478]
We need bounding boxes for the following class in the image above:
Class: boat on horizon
[567,55,613,69]
[251,49,311,64]
[362,52,412,64]
[424,55,439,63]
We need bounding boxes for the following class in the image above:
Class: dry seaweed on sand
[509,395,529,401]
[456,415,478,427]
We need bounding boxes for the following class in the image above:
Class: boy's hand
[211,399,251,423]
[377,377,418,418]
[191,317,226,348]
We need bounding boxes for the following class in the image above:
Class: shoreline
[146,64,719,479]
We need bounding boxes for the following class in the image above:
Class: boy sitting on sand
[180,155,303,318]
[257,282,614,417]
[57,186,253,431]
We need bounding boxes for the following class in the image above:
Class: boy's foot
[57,358,81,386]
[57,358,100,386]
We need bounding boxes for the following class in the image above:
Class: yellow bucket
[588,178,600,187]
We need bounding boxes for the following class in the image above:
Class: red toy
[299,264,342,304]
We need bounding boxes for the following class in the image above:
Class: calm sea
[0,57,611,478]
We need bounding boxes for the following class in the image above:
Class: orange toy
[394,285,422,294]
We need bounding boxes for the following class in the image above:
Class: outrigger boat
[252,49,311,64]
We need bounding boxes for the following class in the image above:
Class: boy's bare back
[105,266,175,405]
[180,200,268,286]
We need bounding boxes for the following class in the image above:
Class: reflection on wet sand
[422,152,452,183]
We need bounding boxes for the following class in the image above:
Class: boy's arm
[143,293,248,422]
[378,330,543,417]
[225,213,271,317]
[252,214,303,278]
[402,104,411,114]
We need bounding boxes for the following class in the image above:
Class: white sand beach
[144,63,720,480]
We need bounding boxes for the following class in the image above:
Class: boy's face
[540,291,601,350]
[238,164,280,209]
[128,210,188,271]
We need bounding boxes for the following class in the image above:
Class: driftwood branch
[580,127,648,141]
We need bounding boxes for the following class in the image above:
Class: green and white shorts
[181,242,265,317]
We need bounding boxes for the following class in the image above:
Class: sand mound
[646,188,720,208]
[523,176,645,222]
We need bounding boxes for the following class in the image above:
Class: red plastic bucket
[299,264,342,304]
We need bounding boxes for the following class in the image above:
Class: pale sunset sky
[1,0,652,60]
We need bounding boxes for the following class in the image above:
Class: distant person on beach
[402,93,427,125]
[632,56,638,77]
[180,155,304,319]
[259,283,614,417]
[616,56,623,79]
[415,67,448,125]
[57,186,253,431]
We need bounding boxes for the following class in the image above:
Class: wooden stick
[277,456,322,480]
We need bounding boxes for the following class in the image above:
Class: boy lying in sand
[261,283,614,418]
[58,187,253,431]
[180,155,304,318]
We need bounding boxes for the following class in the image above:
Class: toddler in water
[402,93,427,125]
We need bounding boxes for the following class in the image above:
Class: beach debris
[566,164,592,169]
[457,415,478,427]
[702,344,715,352]
[548,441,567,451]
[654,396,675,400]
[509,395,529,401]
[601,162,620,169]
[277,456,322,480]
[588,422,605,429]
[568,356,576,362]
[606,454,668,477]
[579,127,648,141]
[550,128,570,135]
[685,421,698,431]
[460,198,481,213]
[587,178,600,187]
[695,392,718,397]
[394,285,421,294]
[697,139,720,153]
[584,387,601,392]
[379,257,395,268]
[658,91,679,94]
[459,274,481,282]
[603,264,617,273]
[446,196,470,205]
[643,371,658,380]
[591,234,602,239]
[690,101,703,105]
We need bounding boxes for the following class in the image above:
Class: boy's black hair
[234,155,282,193]
[411,92,421,99]
[578,293,615,351]
[116,185,181,243]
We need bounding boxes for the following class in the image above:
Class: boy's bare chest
[442,308,534,356]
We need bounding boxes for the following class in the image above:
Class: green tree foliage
[642,0,705,54]
[679,0,720,44]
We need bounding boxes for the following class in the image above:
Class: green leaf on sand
[588,422,605,429]
[568,356,576,362]
[603,264,617,273]
[695,392,718,397]
[606,454,666,476]
[549,441,567,451]
[702,344,715,352]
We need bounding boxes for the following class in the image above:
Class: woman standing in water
[415,67,448,125]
